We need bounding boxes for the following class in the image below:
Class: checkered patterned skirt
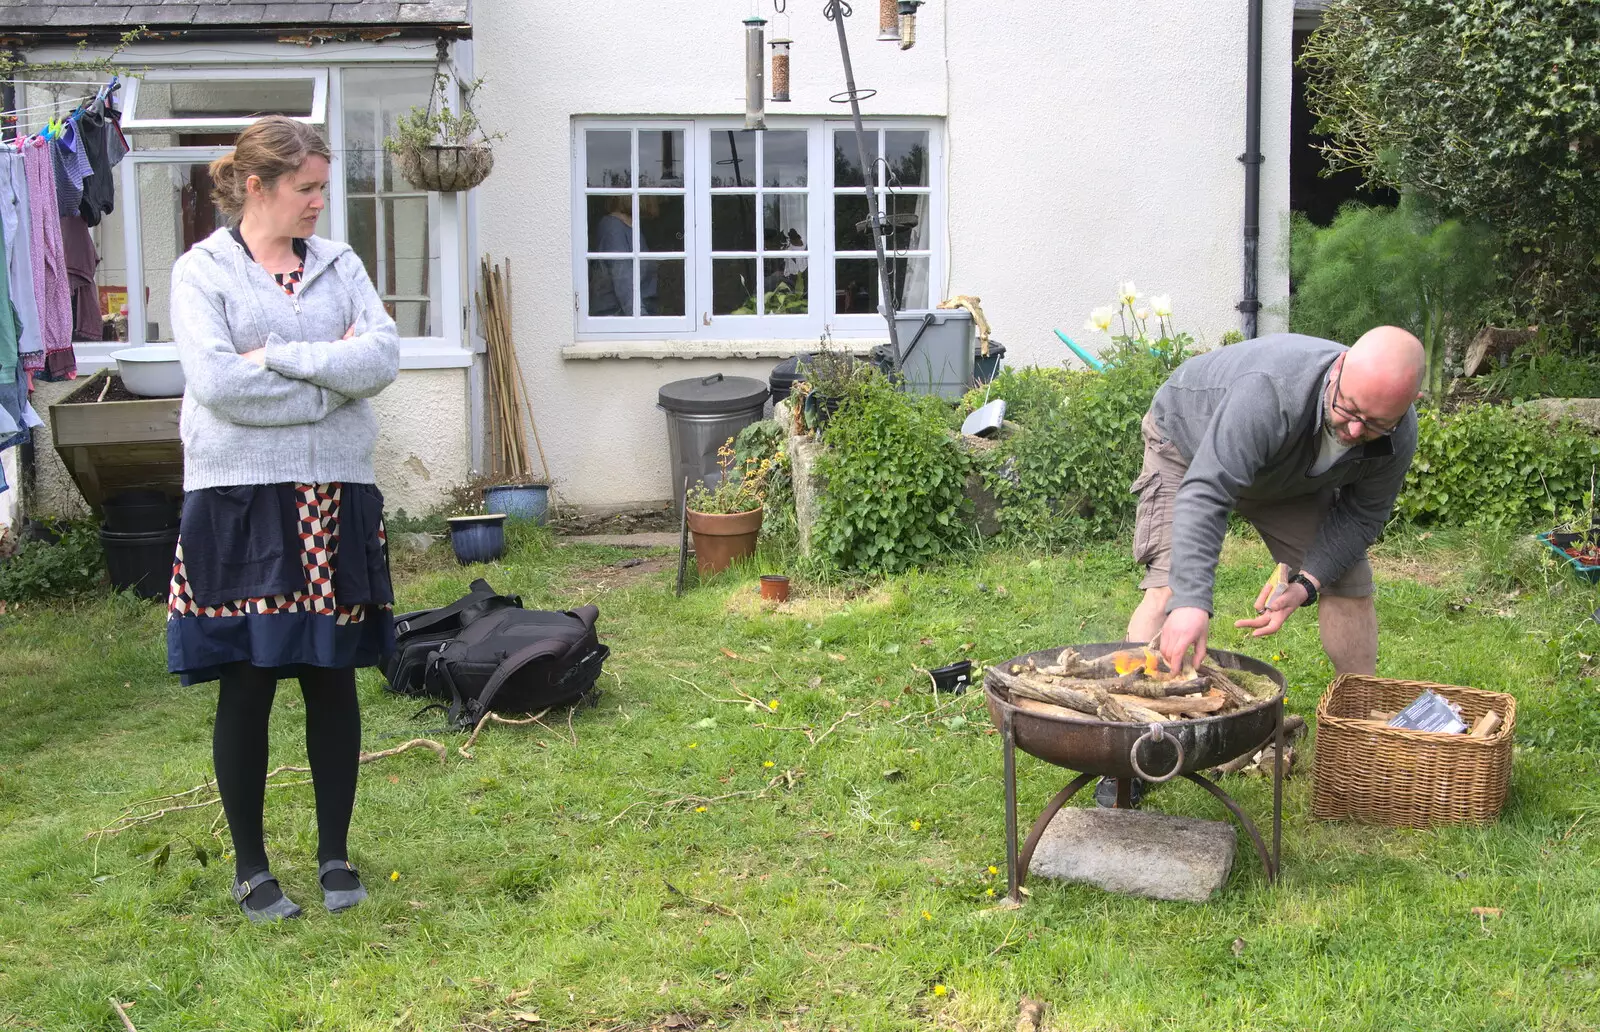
[166,482,396,686]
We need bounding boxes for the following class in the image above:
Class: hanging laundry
[0,151,43,374]
[0,219,16,386]
[51,118,93,217]
[60,213,101,343]
[21,139,74,381]
[75,102,123,228]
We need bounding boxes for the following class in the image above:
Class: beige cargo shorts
[1130,410,1374,598]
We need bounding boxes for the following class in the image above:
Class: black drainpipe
[1238,0,1264,339]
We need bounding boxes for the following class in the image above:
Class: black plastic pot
[929,660,973,695]
[102,489,181,533]
[973,341,1008,384]
[101,526,178,599]
[769,354,815,403]
[803,391,845,430]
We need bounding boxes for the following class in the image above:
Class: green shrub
[959,366,1085,427]
[1289,200,1498,398]
[0,522,107,602]
[1396,403,1600,528]
[982,345,1169,543]
[1475,346,1600,403]
[813,374,971,573]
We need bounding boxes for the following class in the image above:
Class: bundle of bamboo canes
[475,257,549,483]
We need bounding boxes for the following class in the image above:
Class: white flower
[1118,282,1138,305]
[1084,306,1115,333]
[1135,308,1151,322]
[1151,295,1173,318]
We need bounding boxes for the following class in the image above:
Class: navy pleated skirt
[166,482,396,686]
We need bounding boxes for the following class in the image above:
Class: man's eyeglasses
[1330,360,1401,436]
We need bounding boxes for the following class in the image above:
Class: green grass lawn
[1,529,1598,1031]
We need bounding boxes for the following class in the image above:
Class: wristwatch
[1290,571,1319,606]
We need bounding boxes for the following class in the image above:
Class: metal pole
[1003,709,1020,904]
[1237,0,1264,340]
[828,1,903,367]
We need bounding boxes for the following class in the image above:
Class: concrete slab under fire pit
[1028,807,1237,903]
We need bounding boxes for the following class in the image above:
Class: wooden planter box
[48,371,182,513]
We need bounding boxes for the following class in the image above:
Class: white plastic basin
[111,346,186,397]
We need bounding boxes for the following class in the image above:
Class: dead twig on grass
[89,739,449,838]
[109,998,137,1032]
[669,671,762,708]
[460,709,551,759]
[662,878,752,939]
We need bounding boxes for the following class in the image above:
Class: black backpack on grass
[420,593,607,730]
[381,578,518,698]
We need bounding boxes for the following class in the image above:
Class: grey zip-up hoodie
[1147,333,1418,615]
[170,228,399,491]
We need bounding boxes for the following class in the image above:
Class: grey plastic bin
[891,309,975,400]
[658,373,770,515]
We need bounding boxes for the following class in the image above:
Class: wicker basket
[395,143,494,193]
[1312,675,1515,827]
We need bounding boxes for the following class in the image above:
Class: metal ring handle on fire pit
[1128,722,1186,783]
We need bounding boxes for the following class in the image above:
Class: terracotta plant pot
[759,574,790,602]
[687,507,763,576]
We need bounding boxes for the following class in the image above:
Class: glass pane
[139,162,227,341]
[639,195,685,253]
[390,300,429,338]
[834,257,930,314]
[348,198,378,276]
[586,130,632,188]
[132,78,316,121]
[763,256,808,314]
[885,130,929,187]
[710,129,758,188]
[642,259,686,316]
[833,129,879,188]
[342,67,434,194]
[90,206,127,342]
[587,196,635,253]
[764,195,807,251]
[711,194,757,252]
[834,194,872,251]
[588,258,635,316]
[383,197,430,299]
[764,130,807,187]
[713,258,758,315]
[883,190,930,250]
[638,130,685,188]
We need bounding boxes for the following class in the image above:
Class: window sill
[562,339,884,361]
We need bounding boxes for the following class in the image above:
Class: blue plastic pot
[1539,530,1600,584]
[483,484,550,525]
[448,514,507,565]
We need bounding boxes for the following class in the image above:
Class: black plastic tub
[102,489,181,533]
[768,354,815,403]
[101,526,178,599]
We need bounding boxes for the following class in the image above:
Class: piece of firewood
[1121,701,1168,723]
[987,668,1101,717]
[1111,675,1212,699]
[1198,664,1254,707]
[1007,695,1086,722]
[1215,748,1263,776]
[1110,692,1227,716]
[1469,711,1502,738]
[1369,709,1397,722]
[1211,715,1307,775]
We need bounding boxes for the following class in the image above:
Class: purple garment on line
[22,140,73,379]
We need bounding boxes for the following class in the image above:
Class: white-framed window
[63,49,468,371]
[122,68,328,133]
[572,118,943,340]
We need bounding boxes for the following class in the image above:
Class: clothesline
[1,98,93,120]
[7,79,110,86]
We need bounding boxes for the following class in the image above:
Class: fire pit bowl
[988,642,1290,896]
[985,643,1286,779]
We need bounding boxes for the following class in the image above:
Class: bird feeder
[769,38,792,103]
[897,0,923,50]
[878,0,901,41]
[744,15,768,130]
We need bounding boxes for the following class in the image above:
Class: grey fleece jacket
[171,228,399,491]
[1147,333,1418,615]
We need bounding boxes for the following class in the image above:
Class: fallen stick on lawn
[109,998,137,1032]
[459,708,551,759]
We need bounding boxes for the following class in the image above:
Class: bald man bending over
[1125,327,1425,681]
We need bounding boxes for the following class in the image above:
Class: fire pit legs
[1002,697,1287,900]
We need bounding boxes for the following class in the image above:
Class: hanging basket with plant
[384,64,501,193]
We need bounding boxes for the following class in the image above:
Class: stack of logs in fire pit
[985,646,1280,724]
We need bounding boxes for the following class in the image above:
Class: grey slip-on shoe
[231,871,302,924]
[319,859,369,914]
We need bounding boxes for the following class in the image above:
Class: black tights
[213,663,361,885]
